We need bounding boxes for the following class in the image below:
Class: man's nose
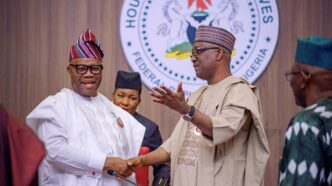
[190,55,197,63]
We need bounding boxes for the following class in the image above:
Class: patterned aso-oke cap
[69,29,104,62]
[194,25,236,53]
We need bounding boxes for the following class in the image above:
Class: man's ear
[216,49,225,62]
[67,65,71,73]
[300,71,311,89]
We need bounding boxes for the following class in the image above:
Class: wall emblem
[120,0,279,95]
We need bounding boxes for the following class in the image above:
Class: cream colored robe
[161,76,270,186]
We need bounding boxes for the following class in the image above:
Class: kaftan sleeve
[204,106,250,146]
[202,83,254,146]
[27,96,106,176]
[38,120,106,175]
[161,137,171,154]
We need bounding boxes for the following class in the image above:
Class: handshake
[103,156,144,178]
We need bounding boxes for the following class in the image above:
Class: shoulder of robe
[28,89,71,120]
[43,89,71,109]
[227,81,258,107]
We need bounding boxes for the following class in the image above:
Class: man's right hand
[104,157,132,178]
[127,156,144,170]
[127,148,170,170]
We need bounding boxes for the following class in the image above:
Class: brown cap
[194,25,236,53]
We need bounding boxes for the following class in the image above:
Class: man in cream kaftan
[161,76,269,186]
[128,26,270,186]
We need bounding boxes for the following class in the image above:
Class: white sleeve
[27,94,106,176]
[38,119,106,176]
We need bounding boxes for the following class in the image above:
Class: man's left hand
[149,83,190,114]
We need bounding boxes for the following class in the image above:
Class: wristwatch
[183,106,196,121]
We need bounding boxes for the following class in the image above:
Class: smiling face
[67,58,103,97]
[112,88,141,115]
[190,40,233,85]
[191,42,218,81]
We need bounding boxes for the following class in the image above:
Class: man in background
[112,70,170,186]
[279,36,332,185]
[128,25,270,186]
[26,29,145,186]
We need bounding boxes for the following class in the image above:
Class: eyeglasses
[190,47,221,57]
[70,64,103,75]
[285,70,301,81]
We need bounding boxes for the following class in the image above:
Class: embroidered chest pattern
[177,123,200,166]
